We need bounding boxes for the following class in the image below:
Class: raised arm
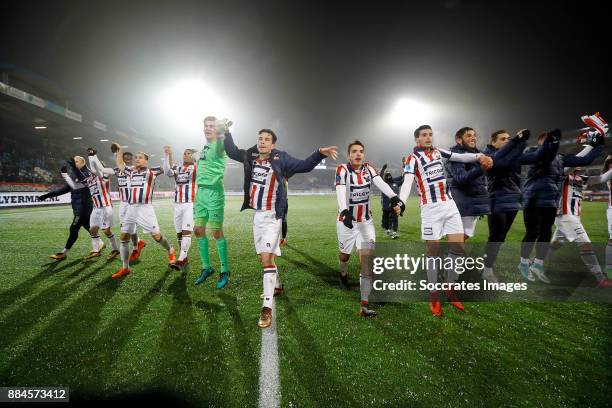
[282,146,337,175]
[492,130,530,168]
[87,149,115,176]
[587,169,612,185]
[562,144,604,167]
[112,143,126,171]
[163,146,175,176]
[223,133,247,163]
[438,147,479,163]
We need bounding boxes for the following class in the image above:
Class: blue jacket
[522,141,603,208]
[45,182,93,216]
[224,133,326,219]
[484,136,529,212]
[445,144,490,216]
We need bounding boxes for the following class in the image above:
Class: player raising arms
[193,117,231,289]
[224,127,337,328]
[336,140,404,317]
[399,125,493,317]
[163,146,198,270]
[68,148,120,260]
[518,129,604,283]
[112,143,177,278]
[39,158,97,260]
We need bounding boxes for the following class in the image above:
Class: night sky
[2,0,610,164]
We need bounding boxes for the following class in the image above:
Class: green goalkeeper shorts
[194,186,225,229]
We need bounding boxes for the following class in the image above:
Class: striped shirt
[169,164,197,203]
[561,173,587,216]
[249,158,277,211]
[114,165,133,203]
[126,166,163,205]
[335,162,377,222]
[84,173,112,209]
[404,147,453,206]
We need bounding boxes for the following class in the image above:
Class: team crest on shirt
[432,150,441,160]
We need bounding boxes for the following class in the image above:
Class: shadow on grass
[0,259,83,310]
[149,271,233,406]
[278,295,358,408]
[281,243,339,287]
[0,259,110,351]
[0,268,124,387]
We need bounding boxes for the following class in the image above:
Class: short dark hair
[414,125,432,139]
[347,140,365,154]
[203,116,217,123]
[123,151,133,159]
[455,127,474,140]
[259,129,277,143]
[490,130,509,143]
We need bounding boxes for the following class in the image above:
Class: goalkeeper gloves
[340,209,355,229]
[516,129,531,141]
[589,132,605,147]
[389,196,406,216]
[547,129,562,143]
[87,147,97,156]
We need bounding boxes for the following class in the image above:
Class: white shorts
[90,206,114,229]
[337,218,376,254]
[119,201,130,224]
[607,208,612,239]
[253,210,281,256]
[174,202,194,233]
[461,216,479,238]
[553,215,590,243]
[420,201,464,241]
[121,204,161,235]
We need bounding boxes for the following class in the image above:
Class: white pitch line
[259,300,281,408]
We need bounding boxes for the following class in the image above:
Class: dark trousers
[381,209,398,232]
[484,210,518,267]
[65,212,91,250]
[520,206,557,260]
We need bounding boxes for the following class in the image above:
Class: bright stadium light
[99,139,109,142]
[73,137,83,140]
[158,78,230,134]
[34,126,47,129]
[387,98,434,131]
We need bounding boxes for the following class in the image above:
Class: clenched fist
[478,154,493,171]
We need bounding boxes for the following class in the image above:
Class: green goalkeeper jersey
[196,139,226,187]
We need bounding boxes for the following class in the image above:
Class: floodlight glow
[158,79,230,134]
[73,137,83,140]
[34,126,47,129]
[387,98,434,130]
[99,139,109,142]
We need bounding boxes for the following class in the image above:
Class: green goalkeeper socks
[216,236,229,273]
[198,236,211,269]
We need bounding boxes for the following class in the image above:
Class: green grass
[1,196,611,407]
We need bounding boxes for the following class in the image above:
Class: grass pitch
[1,196,611,407]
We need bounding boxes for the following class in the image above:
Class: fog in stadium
[2,1,610,166]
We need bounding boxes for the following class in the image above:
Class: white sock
[120,241,130,268]
[533,258,544,266]
[91,235,101,252]
[275,272,282,289]
[339,260,348,276]
[107,234,118,251]
[61,248,68,254]
[263,266,277,308]
[179,235,191,261]
[359,274,372,303]
[520,257,530,265]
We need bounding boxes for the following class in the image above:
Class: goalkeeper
[194,116,231,289]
